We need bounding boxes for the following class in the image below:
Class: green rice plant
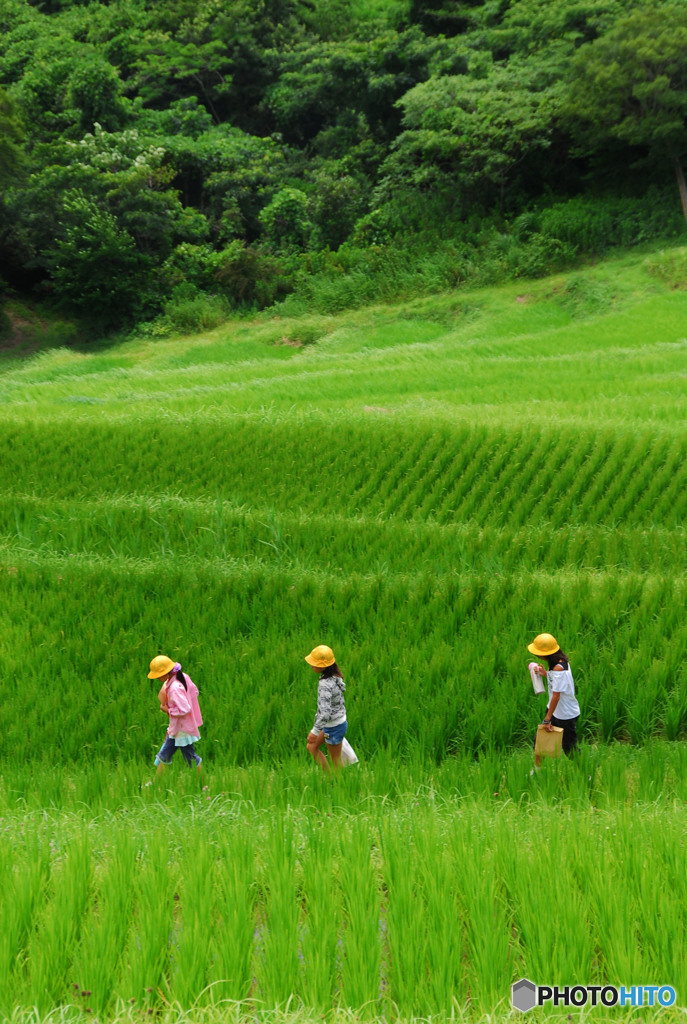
[381,820,430,1018]
[644,822,687,997]
[594,746,628,806]
[338,819,381,1013]
[0,559,685,762]
[297,822,341,1011]
[545,825,593,982]
[4,768,687,1020]
[255,818,300,1008]
[0,839,50,1016]
[498,836,556,982]
[634,741,670,802]
[629,832,686,988]
[117,832,174,1009]
[169,830,215,1008]
[598,678,625,743]
[69,830,137,1014]
[413,817,464,1017]
[207,829,257,1005]
[502,749,534,804]
[573,819,646,983]
[22,834,92,1013]
[450,824,514,1014]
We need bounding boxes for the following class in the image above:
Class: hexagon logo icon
[512,978,537,1012]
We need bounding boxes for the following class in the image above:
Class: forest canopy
[0,0,686,332]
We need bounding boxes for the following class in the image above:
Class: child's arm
[311,679,333,735]
[543,665,564,727]
[167,684,192,717]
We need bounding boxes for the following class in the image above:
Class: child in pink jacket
[148,655,203,776]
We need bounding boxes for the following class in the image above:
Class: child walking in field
[305,645,347,773]
[528,633,580,766]
[148,655,203,777]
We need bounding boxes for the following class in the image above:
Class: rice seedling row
[2,791,686,1020]
[1,552,685,760]
[1,420,685,531]
[2,493,684,573]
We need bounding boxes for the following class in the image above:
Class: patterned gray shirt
[312,674,347,733]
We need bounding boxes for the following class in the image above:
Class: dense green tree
[565,3,687,220]
[407,0,488,38]
[259,187,312,251]
[0,0,684,330]
[474,0,627,59]
[263,29,464,149]
[45,193,148,325]
[5,125,205,319]
[162,124,291,240]
[0,85,24,183]
[308,168,367,250]
[383,62,562,210]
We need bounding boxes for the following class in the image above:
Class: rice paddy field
[1,247,686,1023]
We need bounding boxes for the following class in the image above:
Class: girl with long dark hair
[528,633,580,766]
[148,655,203,778]
[305,645,347,772]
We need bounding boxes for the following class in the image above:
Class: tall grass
[1,754,687,1018]
[208,829,256,1005]
[0,556,685,761]
[0,251,686,1020]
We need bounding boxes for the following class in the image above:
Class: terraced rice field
[0,249,685,1021]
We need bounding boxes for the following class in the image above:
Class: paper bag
[534,724,563,759]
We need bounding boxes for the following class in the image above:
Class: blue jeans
[155,735,201,767]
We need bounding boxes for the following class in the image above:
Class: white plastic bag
[528,661,546,695]
[340,737,359,766]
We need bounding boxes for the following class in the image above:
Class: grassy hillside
[1,246,687,1023]
[1,249,686,764]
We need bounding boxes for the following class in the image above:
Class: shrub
[643,247,687,289]
[477,232,576,283]
[138,283,229,337]
[214,241,294,307]
[539,190,683,254]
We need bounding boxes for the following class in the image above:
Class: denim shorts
[323,721,347,746]
[155,735,202,767]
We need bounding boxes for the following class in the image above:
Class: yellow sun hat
[305,645,336,668]
[148,655,176,679]
[527,633,560,657]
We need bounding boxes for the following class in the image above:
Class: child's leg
[561,717,579,756]
[532,731,541,767]
[306,731,328,772]
[180,744,203,773]
[328,741,343,769]
[154,736,175,780]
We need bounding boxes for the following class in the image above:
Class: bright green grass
[0,248,686,1020]
[0,251,685,761]
[1,751,687,1022]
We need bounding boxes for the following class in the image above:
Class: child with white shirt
[528,633,580,766]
